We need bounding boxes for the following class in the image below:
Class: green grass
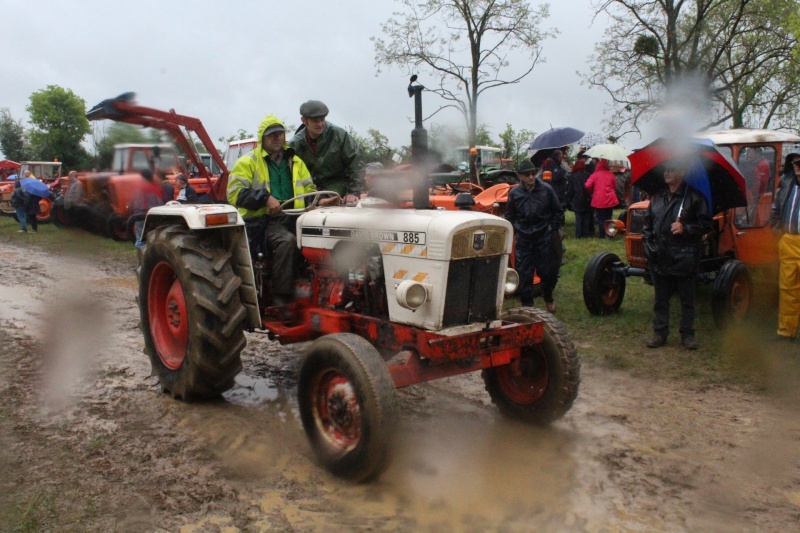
[0,215,137,264]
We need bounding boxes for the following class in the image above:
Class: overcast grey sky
[1,0,658,160]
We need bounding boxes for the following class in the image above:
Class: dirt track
[1,240,799,532]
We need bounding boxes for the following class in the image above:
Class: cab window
[734,145,775,229]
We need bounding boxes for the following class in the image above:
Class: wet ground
[1,241,799,532]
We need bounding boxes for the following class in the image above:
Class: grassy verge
[0,215,137,264]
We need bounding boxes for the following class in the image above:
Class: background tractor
[583,129,800,327]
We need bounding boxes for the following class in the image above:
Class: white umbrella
[584,143,631,162]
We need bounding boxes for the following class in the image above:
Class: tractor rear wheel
[583,252,626,315]
[298,333,398,482]
[138,225,246,400]
[51,197,67,228]
[712,260,752,328]
[482,307,580,424]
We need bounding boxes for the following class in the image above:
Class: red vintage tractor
[128,86,579,481]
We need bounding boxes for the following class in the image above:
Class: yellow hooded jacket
[227,114,316,218]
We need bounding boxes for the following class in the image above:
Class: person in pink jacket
[585,159,619,238]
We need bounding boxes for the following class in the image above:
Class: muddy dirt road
[1,240,799,532]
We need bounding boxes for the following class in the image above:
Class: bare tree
[373,0,553,147]
[586,0,800,135]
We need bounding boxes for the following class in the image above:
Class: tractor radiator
[442,256,501,327]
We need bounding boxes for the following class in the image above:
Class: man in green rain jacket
[228,114,326,305]
[289,100,364,205]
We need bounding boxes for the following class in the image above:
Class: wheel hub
[315,373,361,451]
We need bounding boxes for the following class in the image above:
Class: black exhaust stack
[408,75,429,209]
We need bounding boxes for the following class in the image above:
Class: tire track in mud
[2,241,800,531]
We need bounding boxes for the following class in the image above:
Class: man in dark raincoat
[642,162,712,350]
[505,159,564,313]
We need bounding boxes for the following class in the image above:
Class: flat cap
[299,100,329,118]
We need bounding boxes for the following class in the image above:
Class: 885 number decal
[402,232,425,244]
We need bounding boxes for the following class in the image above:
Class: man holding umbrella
[642,160,713,349]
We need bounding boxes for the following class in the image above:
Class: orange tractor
[583,129,800,327]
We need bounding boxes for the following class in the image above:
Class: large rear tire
[583,252,626,315]
[712,260,751,328]
[51,196,67,228]
[482,307,580,424]
[138,225,246,400]
[298,333,398,482]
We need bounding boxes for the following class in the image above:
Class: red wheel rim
[599,265,620,306]
[38,198,51,219]
[148,261,188,369]
[495,348,548,404]
[729,277,750,318]
[312,369,361,453]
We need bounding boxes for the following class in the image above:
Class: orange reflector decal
[393,269,408,279]
[412,272,428,282]
[205,212,233,226]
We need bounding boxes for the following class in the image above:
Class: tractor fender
[141,204,261,330]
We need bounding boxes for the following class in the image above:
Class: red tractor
[127,90,579,481]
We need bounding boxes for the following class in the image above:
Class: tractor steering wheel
[279,190,342,214]
[447,181,483,195]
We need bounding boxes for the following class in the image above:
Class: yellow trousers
[778,233,800,338]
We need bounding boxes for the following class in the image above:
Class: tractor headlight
[504,268,520,295]
[396,280,429,310]
[607,225,617,237]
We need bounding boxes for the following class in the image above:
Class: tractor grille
[443,256,501,327]
[451,227,507,259]
[628,208,647,235]
[629,239,646,263]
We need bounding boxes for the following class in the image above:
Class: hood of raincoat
[256,114,288,153]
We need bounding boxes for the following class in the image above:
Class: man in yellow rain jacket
[228,114,326,305]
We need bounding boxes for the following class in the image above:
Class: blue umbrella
[528,127,585,151]
[20,177,51,197]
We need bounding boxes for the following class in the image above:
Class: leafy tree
[373,0,553,147]
[587,0,800,135]
[0,108,31,162]
[347,127,397,164]
[499,123,535,166]
[26,85,91,168]
[218,129,255,144]
[475,124,500,147]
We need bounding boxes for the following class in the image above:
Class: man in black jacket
[506,159,564,312]
[642,162,713,349]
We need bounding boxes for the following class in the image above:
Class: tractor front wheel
[138,225,246,400]
[583,252,626,315]
[482,307,580,424]
[51,197,67,228]
[298,333,398,482]
[712,260,752,328]
[106,214,129,241]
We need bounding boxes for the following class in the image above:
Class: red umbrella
[0,160,21,171]
[630,138,747,214]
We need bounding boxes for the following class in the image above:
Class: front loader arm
[86,93,229,202]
